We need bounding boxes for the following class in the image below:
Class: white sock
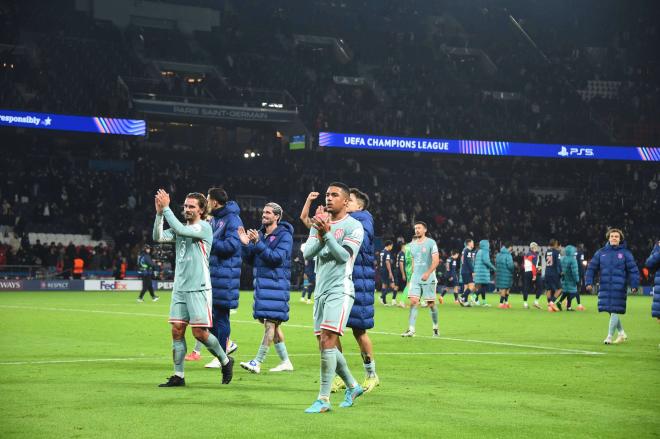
[175,371,184,378]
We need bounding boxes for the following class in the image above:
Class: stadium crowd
[1,132,658,285]
[2,0,658,144]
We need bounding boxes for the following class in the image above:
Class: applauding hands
[238,227,260,245]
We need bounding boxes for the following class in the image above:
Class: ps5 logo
[558,146,594,157]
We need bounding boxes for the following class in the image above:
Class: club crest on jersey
[334,229,344,240]
[617,253,623,259]
[269,235,276,242]
[422,247,427,253]
[217,221,225,229]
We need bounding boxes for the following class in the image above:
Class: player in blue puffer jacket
[238,203,294,374]
[344,188,379,392]
[644,240,660,320]
[585,228,639,344]
[201,188,243,367]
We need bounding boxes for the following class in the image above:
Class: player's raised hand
[307,191,320,202]
[156,189,171,208]
[237,227,250,245]
[154,194,164,214]
[314,205,328,221]
[311,214,330,236]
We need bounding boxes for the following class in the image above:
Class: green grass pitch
[1,291,659,438]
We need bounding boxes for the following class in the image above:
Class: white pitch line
[0,304,603,356]
[0,357,163,365]
[0,351,597,366]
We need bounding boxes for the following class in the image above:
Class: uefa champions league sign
[319,132,660,162]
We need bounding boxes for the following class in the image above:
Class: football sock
[363,358,376,377]
[173,338,186,377]
[408,306,419,330]
[193,340,203,354]
[201,332,229,365]
[255,344,269,364]
[453,292,458,300]
[616,315,624,333]
[335,349,357,388]
[430,306,439,328]
[608,314,620,337]
[575,293,581,305]
[274,342,289,362]
[319,348,338,398]
[500,296,505,304]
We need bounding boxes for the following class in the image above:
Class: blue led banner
[0,109,146,136]
[319,132,660,162]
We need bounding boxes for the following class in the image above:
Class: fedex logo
[100,280,128,290]
[558,146,595,157]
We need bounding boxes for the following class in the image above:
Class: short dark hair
[451,249,460,255]
[414,221,428,229]
[384,240,393,247]
[465,239,473,246]
[349,187,370,209]
[186,192,208,220]
[207,187,228,204]
[328,182,350,198]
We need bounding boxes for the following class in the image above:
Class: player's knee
[191,327,208,341]
[319,330,337,349]
[171,323,186,339]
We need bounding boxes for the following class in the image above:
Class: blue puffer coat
[209,201,243,308]
[242,221,293,322]
[585,242,639,314]
[473,240,496,284]
[645,242,660,318]
[347,210,375,330]
[560,245,579,293]
[495,247,514,289]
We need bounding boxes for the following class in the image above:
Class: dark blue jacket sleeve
[646,250,660,270]
[212,216,242,257]
[625,250,640,288]
[254,232,292,268]
[241,243,256,266]
[585,250,600,285]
